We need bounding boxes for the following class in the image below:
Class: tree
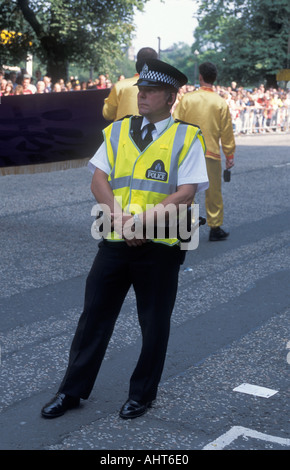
[0,0,148,82]
[192,0,290,87]
[161,43,197,84]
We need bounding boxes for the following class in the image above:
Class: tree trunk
[17,0,68,83]
[45,56,69,83]
[46,61,68,84]
[40,36,68,83]
[265,73,278,89]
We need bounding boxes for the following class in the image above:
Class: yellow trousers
[205,157,223,228]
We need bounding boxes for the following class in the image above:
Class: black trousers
[59,240,183,403]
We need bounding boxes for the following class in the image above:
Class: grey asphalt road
[0,132,289,453]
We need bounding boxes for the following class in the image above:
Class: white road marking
[203,426,290,450]
[233,383,278,398]
[272,162,290,168]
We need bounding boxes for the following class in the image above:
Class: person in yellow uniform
[41,59,208,420]
[102,47,158,121]
[174,61,235,241]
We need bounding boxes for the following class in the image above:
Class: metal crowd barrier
[231,105,290,134]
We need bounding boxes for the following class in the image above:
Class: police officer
[41,59,209,420]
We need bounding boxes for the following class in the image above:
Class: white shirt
[88,115,209,193]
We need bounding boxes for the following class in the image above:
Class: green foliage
[161,43,197,84]
[113,55,136,80]
[0,0,148,81]
[192,0,290,86]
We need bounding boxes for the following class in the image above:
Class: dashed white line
[272,162,290,168]
[233,383,278,398]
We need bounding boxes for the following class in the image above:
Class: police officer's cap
[135,59,187,91]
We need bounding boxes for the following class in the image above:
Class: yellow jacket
[102,75,140,121]
[174,87,235,160]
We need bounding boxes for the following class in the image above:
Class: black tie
[139,123,155,151]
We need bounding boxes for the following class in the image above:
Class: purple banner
[0,89,110,168]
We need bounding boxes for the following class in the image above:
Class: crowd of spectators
[0,68,115,96]
[174,81,290,134]
[1,68,289,134]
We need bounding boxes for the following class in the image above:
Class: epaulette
[174,119,200,129]
[116,114,142,121]
[116,114,133,121]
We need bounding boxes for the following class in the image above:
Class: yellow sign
[276,69,290,81]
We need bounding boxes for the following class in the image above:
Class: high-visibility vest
[103,116,205,245]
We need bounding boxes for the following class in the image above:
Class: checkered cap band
[139,67,180,89]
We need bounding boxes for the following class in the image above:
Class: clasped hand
[111,213,146,247]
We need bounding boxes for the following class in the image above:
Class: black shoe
[119,399,152,419]
[41,393,80,419]
[209,227,229,241]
